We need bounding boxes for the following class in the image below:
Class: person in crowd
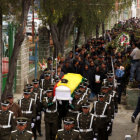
[129,42,140,82]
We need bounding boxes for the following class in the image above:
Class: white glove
[107,126,110,131]
[69,97,73,104]
[31,123,35,128]
[53,96,57,102]
[37,116,40,120]
[93,138,97,140]
[59,100,62,105]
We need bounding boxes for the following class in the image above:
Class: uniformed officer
[32,80,43,137]
[91,92,111,140]
[79,83,91,100]
[42,88,58,140]
[18,89,36,140]
[76,102,96,140]
[0,100,15,140]
[101,86,114,136]
[67,90,86,119]
[55,117,82,140]
[40,72,51,90]
[10,117,33,140]
[7,94,22,118]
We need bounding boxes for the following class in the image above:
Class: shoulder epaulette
[73,129,79,132]
[27,130,33,134]
[11,130,17,133]
[58,129,63,132]
[9,110,14,114]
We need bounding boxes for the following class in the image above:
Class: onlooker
[129,43,140,82]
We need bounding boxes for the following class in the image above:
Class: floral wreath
[114,32,130,53]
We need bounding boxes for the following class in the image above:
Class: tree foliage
[40,0,132,49]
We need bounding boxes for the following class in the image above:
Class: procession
[0,16,139,140]
[0,0,140,140]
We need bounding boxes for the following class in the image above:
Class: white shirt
[130,47,140,60]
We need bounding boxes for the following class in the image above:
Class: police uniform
[42,89,58,140]
[18,89,36,139]
[55,117,82,140]
[10,117,33,140]
[78,85,90,100]
[76,102,96,140]
[32,80,43,136]
[0,100,15,140]
[40,72,51,90]
[92,93,111,140]
[67,90,86,119]
[102,85,114,136]
[7,95,22,118]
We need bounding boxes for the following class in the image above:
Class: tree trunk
[75,27,81,46]
[96,24,100,39]
[0,8,2,100]
[102,22,105,39]
[2,0,31,100]
[84,32,88,43]
[50,13,75,57]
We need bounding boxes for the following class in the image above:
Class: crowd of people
[0,17,140,140]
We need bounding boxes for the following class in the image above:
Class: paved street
[36,104,137,140]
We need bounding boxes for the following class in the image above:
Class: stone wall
[16,37,30,94]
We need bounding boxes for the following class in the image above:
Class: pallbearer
[10,117,33,140]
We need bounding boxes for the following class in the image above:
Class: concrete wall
[126,88,140,110]
[136,8,140,17]
[16,37,30,94]
[38,27,50,62]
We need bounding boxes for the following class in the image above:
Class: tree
[2,0,31,100]
[40,0,132,54]
[0,0,12,100]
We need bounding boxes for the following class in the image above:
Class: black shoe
[131,115,135,123]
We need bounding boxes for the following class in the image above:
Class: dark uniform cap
[44,72,51,77]
[108,84,113,87]
[101,85,109,89]
[107,72,114,76]
[82,102,90,108]
[16,117,28,125]
[25,84,33,89]
[6,94,13,99]
[64,117,75,125]
[79,84,86,89]
[46,87,53,93]
[32,79,39,84]
[98,92,105,97]
[23,89,31,94]
[74,90,82,95]
[1,100,10,106]
[83,78,88,82]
